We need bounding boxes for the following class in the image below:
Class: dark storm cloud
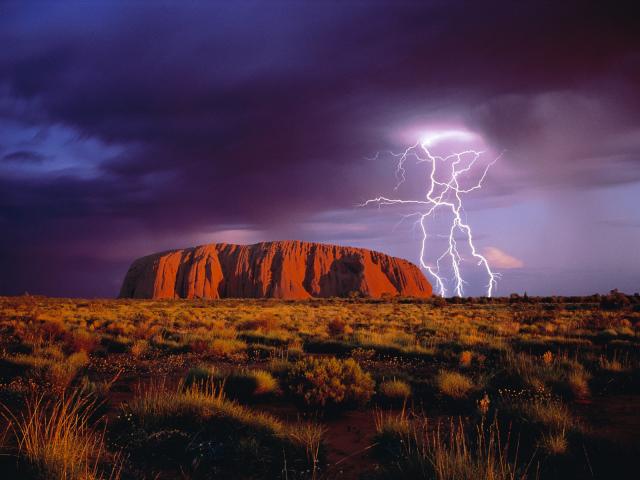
[0,1,639,296]
[2,150,46,162]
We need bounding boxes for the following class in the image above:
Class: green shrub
[287,357,375,409]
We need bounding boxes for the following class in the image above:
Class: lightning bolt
[361,139,501,297]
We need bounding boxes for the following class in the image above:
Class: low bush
[224,369,278,399]
[39,319,67,343]
[100,335,132,354]
[327,318,352,337]
[184,364,218,387]
[567,369,590,398]
[598,354,629,372]
[65,330,99,354]
[287,357,375,410]
[540,430,568,455]
[497,387,578,441]
[115,381,323,477]
[238,330,291,347]
[4,350,89,390]
[187,337,246,358]
[266,358,293,376]
[374,408,411,455]
[378,379,412,402]
[209,338,246,358]
[236,315,280,332]
[130,339,149,358]
[518,398,574,431]
[184,366,278,400]
[436,370,474,399]
[251,370,278,395]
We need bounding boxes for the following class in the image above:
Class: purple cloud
[0,1,639,296]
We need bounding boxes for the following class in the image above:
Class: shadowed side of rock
[118,241,432,299]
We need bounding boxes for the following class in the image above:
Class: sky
[1,1,639,298]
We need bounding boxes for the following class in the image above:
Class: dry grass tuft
[540,430,568,456]
[375,413,530,480]
[379,379,412,401]
[436,370,474,399]
[1,392,120,480]
[130,339,149,358]
[287,421,325,474]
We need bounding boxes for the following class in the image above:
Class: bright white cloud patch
[483,247,524,269]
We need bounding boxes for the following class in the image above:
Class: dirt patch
[577,394,640,445]
[321,409,382,479]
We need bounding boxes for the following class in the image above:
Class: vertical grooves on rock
[119,241,432,299]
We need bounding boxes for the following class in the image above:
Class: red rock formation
[119,241,432,299]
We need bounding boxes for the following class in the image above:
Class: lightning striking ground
[361,138,501,297]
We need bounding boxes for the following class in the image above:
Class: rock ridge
[119,240,432,299]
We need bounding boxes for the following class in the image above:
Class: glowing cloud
[483,247,524,269]
[420,129,477,147]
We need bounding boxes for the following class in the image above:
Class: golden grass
[436,370,474,399]
[379,379,412,400]
[252,369,278,395]
[286,421,325,475]
[516,398,575,432]
[1,392,120,480]
[375,413,530,480]
[540,430,568,455]
[130,339,149,358]
[123,380,324,468]
[425,419,527,480]
[0,296,638,479]
[128,379,286,435]
[375,407,411,438]
[208,338,247,357]
[4,349,89,390]
[219,368,280,398]
[567,369,590,398]
[599,353,630,372]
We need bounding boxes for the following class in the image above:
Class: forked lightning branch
[361,137,501,297]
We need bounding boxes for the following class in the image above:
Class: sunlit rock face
[119,241,432,299]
